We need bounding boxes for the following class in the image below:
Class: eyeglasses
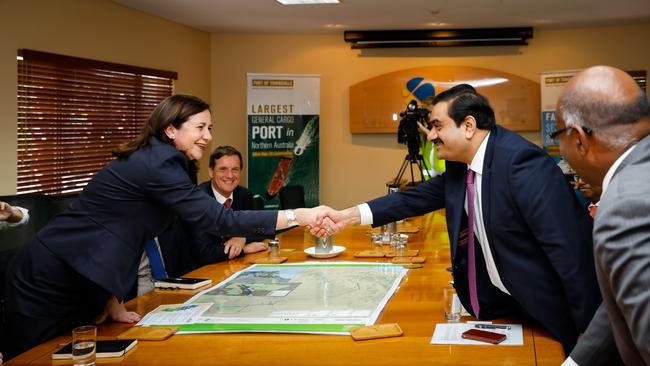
[550,126,593,141]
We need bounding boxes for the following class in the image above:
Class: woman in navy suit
[3,95,335,359]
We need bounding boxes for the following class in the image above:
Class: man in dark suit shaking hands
[331,84,601,355]
[556,66,650,365]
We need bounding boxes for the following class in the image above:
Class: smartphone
[461,328,507,344]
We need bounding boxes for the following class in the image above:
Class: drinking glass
[394,234,408,256]
[268,239,280,258]
[370,233,383,251]
[443,288,461,322]
[72,325,96,366]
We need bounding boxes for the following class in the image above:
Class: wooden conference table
[8,212,565,365]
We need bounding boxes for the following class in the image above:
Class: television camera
[398,99,430,157]
[393,99,432,187]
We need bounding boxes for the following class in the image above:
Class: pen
[475,324,511,330]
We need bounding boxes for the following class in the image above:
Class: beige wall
[211,22,650,208]
[0,0,211,194]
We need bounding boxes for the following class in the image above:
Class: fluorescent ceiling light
[277,0,340,4]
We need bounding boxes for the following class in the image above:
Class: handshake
[288,206,361,238]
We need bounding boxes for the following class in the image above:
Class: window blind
[17,49,176,194]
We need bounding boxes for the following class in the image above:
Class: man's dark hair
[209,145,243,169]
[433,84,495,129]
[423,84,476,106]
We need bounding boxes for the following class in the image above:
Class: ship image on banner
[247,74,320,209]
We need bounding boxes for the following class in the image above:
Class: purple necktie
[466,169,480,318]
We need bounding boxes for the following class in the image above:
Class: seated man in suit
[330,84,601,355]
[203,145,268,259]
[556,66,650,365]
[160,145,269,277]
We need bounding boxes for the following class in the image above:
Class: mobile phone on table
[461,328,507,344]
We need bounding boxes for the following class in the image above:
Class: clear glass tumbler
[72,325,96,366]
[443,288,461,323]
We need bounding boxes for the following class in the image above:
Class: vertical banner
[247,73,320,209]
[540,70,579,159]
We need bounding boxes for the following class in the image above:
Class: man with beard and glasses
[328,84,601,355]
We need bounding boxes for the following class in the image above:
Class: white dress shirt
[211,184,233,206]
[465,132,510,294]
[601,144,636,195]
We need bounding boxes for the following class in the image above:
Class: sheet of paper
[430,323,524,346]
[137,303,212,326]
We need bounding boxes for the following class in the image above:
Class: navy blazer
[367,125,601,354]
[160,182,271,277]
[31,137,276,300]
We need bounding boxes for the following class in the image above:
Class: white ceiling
[112,0,650,34]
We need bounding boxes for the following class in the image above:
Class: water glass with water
[393,234,409,257]
[268,239,280,258]
[443,288,462,323]
[72,325,96,366]
[370,232,383,251]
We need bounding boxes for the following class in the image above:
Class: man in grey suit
[555,65,650,365]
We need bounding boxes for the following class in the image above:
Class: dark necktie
[466,169,480,318]
[222,198,233,242]
[144,239,167,280]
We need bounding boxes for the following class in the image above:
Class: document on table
[430,323,523,346]
[137,303,212,326]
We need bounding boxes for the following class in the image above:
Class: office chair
[252,195,265,210]
[279,185,305,209]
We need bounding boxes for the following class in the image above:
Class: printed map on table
[140,262,408,334]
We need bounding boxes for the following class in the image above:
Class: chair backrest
[252,195,265,210]
[279,185,305,209]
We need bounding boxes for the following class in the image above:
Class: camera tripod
[393,153,431,187]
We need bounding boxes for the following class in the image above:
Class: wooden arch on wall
[349,65,540,133]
